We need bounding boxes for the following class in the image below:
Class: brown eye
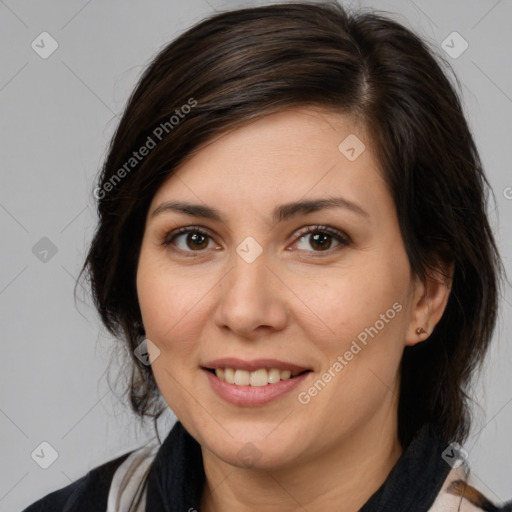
[162,227,216,253]
[183,232,209,250]
[292,225,351,253]
[308,232,333,251]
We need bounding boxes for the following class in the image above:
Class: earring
[416,327,426,335]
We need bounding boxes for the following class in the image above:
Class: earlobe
[405,262,454,347]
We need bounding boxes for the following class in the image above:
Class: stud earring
[416,327,426,335]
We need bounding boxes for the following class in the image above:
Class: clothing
[22,420,511,511]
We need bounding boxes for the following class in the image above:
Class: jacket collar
[360,422,452,511]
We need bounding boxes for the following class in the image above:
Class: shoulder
[21,447,145,512]
[429,464,512,512]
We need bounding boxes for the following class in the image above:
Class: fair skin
[136,107,452,511]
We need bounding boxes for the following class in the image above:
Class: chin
[198,425,307,471]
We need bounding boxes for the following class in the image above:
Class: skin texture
[136,107,452,511]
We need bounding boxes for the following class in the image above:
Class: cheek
[293,250,411,366]
[307,263,407,329]
[294,264,409,426]
[136,250,206,416]
[137,246,229,377]
[136,249,198,358]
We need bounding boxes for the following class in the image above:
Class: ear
[405,261,454,347]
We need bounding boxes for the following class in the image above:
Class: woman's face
[136,107,427,470]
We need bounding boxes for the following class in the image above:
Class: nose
[213,247,289,339]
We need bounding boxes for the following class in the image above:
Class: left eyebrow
[150,196,370,225]
[274,197,369,223]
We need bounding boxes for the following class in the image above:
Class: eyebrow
[150,197,369,224]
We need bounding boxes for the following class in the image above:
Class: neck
[199,407,402,512]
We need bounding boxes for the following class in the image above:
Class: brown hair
[79,1,503,447]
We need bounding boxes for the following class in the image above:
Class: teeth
[249,369,268,387]
[213,367,304,386]
[224,368,235,384]
[234,369,250,385]
[268,368,281,383]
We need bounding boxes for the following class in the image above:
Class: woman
[23,2,510,511]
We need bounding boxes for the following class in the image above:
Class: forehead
[149,107,390,220]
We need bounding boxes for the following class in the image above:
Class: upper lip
[202,358,310,373]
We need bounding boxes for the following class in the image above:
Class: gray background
[0,0,510,510]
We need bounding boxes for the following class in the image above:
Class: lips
[203,365,312,406]
[200,357,313,405]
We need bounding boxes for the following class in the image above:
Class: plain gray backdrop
[1,0,511,510]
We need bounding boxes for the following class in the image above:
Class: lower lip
[203,368,311,407]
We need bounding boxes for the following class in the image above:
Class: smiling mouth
[203,367,312,386]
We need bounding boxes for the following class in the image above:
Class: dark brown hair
[79,1,503,447]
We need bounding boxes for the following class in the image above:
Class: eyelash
[161,224,351,257]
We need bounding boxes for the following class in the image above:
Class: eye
[290,225,351,254]
[162,226,219,255]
